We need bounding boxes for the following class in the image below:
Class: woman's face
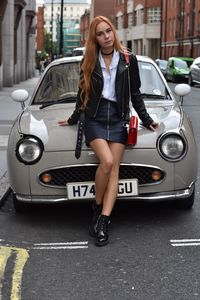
[95,21,114,51]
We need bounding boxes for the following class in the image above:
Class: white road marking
[33,241,88,246]
[0,135,8,147]
[32,246,88,250]
[170,239,200,247]
[32,241,88,250]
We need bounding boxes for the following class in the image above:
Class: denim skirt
[84,98,127,145]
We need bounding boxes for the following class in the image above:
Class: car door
[193,58,200,83]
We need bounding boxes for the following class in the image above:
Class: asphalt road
[0,83,200,300]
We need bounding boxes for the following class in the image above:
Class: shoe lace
[97,215,109,233]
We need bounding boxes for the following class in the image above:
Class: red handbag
[127,115,138,145]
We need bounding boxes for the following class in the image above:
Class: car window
[33,62,81,104]
[138,61,168,97]
[159,60,167,68]
[73,50,84,56]
[174,60,188,68]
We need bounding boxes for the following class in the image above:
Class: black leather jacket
[68,52,153,127]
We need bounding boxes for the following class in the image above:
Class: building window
[117,0,124,4]
[128,13,133,28]
[147,7,161,24]
[198,12,200,33]
[116,15,123,30]
[134,5,144,26]
[169,19,172,37]
[187,14,190,33]
[173,18,176,37]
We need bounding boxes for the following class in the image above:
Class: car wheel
[13,193,31,213]
[174,187,195,209]
[188,74,194,86]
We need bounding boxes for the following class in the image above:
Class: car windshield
[33,59,169,105]
[174,60,188,68]
[33,61,80,104]
[159,60,167,68]
[138,61,169,98]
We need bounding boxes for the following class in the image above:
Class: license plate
[67,179,138,200]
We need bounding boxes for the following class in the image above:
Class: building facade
[161,0,200,59]
[44,0,89,55]
[115,0,161,59]
[0,0,36,89]
[80,9,90,46]
[36,5,45,52]
[88,0,161,60]
[90,0,116,23]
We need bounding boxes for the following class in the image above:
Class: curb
[0,172,10,207]
[0,187,11,208]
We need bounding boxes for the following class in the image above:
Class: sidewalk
[0,74,40,200]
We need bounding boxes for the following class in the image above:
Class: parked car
[72,47,85,56]
[155,59,168,77]
[8,55,198,212]
[166,57,194,82]
[188,57,200,86]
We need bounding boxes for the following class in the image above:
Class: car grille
[39,165,165,187]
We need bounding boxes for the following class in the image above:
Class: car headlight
[158,133,187,161]
[16,136,44,164]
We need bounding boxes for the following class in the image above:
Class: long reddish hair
[80,16,124,109]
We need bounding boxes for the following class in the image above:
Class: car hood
[18,102,181,150]
[177,67,190,74]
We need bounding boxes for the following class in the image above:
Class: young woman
[58,16,159,247]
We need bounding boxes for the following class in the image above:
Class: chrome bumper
[15,184,195,204]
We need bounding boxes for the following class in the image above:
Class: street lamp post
[51,0,53,60]
[59,0,64,56]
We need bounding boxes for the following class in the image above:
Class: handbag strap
[124,50,132,116]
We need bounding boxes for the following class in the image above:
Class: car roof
[194,57,200,63]
[46,54,156,68]
[73,47,85,51]
[169,56,194,61]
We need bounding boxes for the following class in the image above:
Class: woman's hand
[148,121,159,131]
[57,119,69,126]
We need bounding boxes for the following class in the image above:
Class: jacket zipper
[107,101,110,140]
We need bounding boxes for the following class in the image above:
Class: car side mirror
[11,89,29,109]
[174,83,191,106]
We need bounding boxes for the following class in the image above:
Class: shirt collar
[99,49,119,69]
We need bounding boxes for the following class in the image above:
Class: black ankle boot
[89,202,102,237]
[95,214,110,247]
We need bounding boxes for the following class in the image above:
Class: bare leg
[101,142,125,216]
[90,139,114,205]
[90,139,125,215]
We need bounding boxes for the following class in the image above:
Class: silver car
[8,55,198,211]
[188,57,200,86]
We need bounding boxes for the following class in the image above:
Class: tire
[13,193,31,213]
[174,187,195,210]
[188,74,194,86]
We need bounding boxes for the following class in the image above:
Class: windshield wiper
[39,96,76,109]
[141,93,167,99]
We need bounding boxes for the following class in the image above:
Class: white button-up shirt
[99,49,120,102]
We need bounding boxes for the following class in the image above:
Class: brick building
[80,9,90,46]
[161,0,200,59]
[36,5,45,52]
[115,0,161,59]
[90,0,116,23]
